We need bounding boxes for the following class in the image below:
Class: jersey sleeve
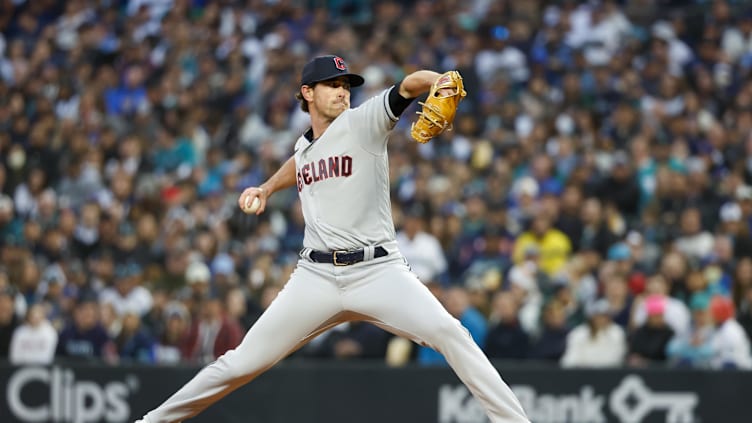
[347,87,399,154]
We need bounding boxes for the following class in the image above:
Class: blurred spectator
[720,11,752,63]
[736,279,752,342]
[674,207,715,262]
[396,203,447,285]
[36,263,68,329]
[561,299,626,368]
[737,186,752,226]
[99,262,153,318]
[708,295,752,369]
[627,294,674,367]
[602,272,634,329]
[555,186,585,249]
[115,310,155,364]
[9,303,58,365]
[183,296,243,364]
[632,275,691,337]
[528,299,570,362]
[0,285,20,359]
[141,287,169,338]
[512,211,572,276]
[658,250,692,302]
[506,253,547,336]
[13,167,48,219]
[667,292,715,368]
[624,230,660,275]
[606,242,635,277]
[571,197,618,260]
[507,177,539,233]
[718,202,752,259]
[321,322,392,360]
[558,255,598,315]
[183,260,212,318]
[686,158,723,230]
[419,286,487,365]
[476,25,529,84]
[154,301,191,364]
[225,287,258,331]
[152,127,197,177]
[484,291,529,360]
[104,64,149,117]
[593,151,641,220]
[211,252,239,300]
[0,194,23,247]
[56,294,114,362]
[460,225,511,295]
[99,301,121,339]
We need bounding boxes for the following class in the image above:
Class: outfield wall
[1,361,750,423]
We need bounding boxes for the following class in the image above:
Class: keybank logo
[609,375,698,423]
[438,375,699,423]
[6,366,138,422]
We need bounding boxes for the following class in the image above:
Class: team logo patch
[333,56,346,71]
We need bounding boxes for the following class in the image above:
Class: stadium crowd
[1,0,752,370]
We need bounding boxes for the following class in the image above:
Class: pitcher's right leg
[140,263,343,423]
[343,259,530,423]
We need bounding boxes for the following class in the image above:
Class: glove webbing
[415,100,453,132]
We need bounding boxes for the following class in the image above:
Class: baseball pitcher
[136,55,530,423]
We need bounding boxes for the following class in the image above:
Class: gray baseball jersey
[294,88,398,251]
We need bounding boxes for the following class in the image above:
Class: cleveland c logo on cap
[333,57,346,71]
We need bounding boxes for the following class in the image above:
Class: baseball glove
[410,70,467,143]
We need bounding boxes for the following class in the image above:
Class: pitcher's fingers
[255,196,268,215]
[237,190,249,209]
[238,189,257,210]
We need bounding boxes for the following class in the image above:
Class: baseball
[244,196,261,214]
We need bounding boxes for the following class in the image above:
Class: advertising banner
[0,363,749,423]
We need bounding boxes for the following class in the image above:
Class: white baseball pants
[140,246,529,423]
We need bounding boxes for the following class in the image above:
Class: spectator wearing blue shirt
[104,65,149,117]
[530,21,573,85]
[418,286,487,366]
[666,292,715,368]
[152,127,197,176]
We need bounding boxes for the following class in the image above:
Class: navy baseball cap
[300,55,364,87]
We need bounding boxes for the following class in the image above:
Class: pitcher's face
[305,76,351,121]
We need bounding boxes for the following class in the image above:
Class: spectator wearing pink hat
[627,294,674,367]
[632,274,691,337]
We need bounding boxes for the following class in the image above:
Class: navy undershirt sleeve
[388,81,416,117]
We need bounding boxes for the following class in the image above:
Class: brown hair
[296,85,313,113]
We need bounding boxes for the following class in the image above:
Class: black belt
[308,246,388,266]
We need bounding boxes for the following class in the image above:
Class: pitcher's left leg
[140,263,345,422]
[344,259,530,423]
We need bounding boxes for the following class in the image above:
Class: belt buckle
[332,250,348,266]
